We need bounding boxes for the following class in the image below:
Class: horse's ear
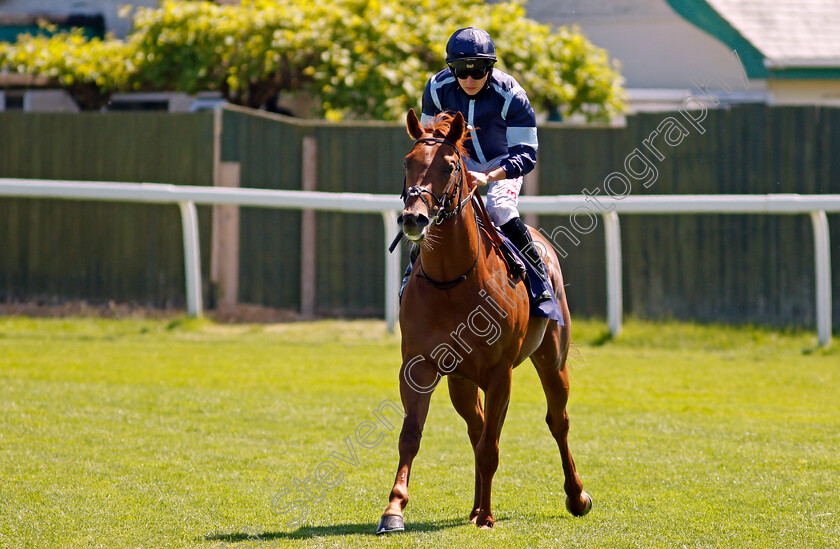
[406,108,424,140]
[445,111,466,145]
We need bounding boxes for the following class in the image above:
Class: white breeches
[465,156,522,227]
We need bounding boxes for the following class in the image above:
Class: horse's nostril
[415,214,429,228]
[401,212,416,226]
[397,214,405,227]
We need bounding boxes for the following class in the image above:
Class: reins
[470,186,507,252]
[416,209,481,290]
[404,136,480,290]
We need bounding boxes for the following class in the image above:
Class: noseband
[402,137,471,225]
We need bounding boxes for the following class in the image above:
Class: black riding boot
[399,244,420,302]
[500,217,552,303]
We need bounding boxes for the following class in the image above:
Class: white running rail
[1,178,837,346]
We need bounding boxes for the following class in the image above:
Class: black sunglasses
[448,61,493,80]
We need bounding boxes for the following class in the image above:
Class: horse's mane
[422,112,470,158]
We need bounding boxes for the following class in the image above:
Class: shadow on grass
[588,329,614,347]
[204,518,465,542]
[801,341,838,356]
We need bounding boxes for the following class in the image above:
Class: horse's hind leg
[447,375,485,522]
[473,369,512,528]
[531,320,592,517]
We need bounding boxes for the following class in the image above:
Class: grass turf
[1,316,838,548]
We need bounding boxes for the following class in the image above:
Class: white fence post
[178,201,203,317]
[382,211,401,333]
[810,210,832,347]
[602,211,623,338]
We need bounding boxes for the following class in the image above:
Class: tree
[1,0,625,121]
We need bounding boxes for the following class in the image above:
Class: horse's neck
[419,199,480,282]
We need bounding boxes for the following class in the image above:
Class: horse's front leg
[473,368,512,529]
[447,375,485,522]
[377,358,439,534]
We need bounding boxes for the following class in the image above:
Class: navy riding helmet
[445,26,497,64]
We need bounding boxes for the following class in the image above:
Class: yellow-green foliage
[0,27,133,109]
[0,0,625,120]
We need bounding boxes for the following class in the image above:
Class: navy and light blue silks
[420,68,538,180]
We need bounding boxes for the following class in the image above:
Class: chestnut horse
[377,109,592,533]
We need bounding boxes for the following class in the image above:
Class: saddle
[471,193,563,323]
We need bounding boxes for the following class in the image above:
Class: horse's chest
[403,301,524,377]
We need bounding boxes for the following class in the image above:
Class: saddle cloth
[471,195,563,323]
[496,231,564,324]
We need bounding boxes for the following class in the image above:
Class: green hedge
[0,0,625,121]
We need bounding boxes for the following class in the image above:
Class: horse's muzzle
[398,211,429,241]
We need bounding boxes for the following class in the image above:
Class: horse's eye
[447,163,455,175]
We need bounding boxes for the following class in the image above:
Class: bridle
[401,137,475,225]
[401,136,480,290]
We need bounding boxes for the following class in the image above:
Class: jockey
[401,26,551,302]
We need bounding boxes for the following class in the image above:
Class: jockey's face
[457,73,489,96]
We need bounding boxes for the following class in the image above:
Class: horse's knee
[398,426,423,457]
[475,441,499,475]
[545,410,570,440]
[466,425,483,447]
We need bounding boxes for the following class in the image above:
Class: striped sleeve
[500,88,538,178]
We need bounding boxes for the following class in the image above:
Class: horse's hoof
[376,514,405,534]
[474,514,495,529]
[566,492,593,517]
